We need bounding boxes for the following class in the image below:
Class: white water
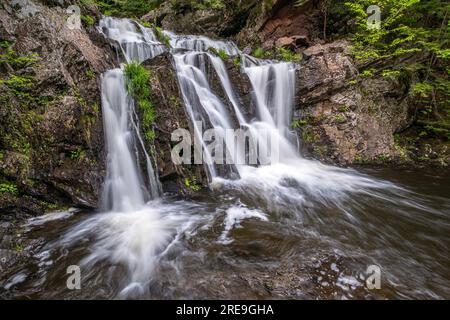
[99,17,163,211]
[101,69,146,212]
[98,17,166,63]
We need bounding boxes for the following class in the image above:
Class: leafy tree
[328,0,450,139]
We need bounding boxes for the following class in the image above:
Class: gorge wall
[0,0,448,215]
[0,0,116,215]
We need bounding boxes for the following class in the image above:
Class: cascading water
[100,69,147,212]
[99,17,166,63]
[4,17,449,300]
[99,18,162,210]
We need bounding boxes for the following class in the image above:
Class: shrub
[124,62,156,141]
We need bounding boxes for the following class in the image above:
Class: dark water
[0,167,449,300]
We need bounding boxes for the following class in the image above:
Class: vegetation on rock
[326,0,449,141]
[125,62,156,141]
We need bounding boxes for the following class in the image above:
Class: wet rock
[143,0,261,38]
[237,0,321,50]
[295,40,414,164]
[142,53,208,195]
[275,36,295,48]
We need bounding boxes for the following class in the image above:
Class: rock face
[237,0,322,51]
[0,0,116,214]
[294,41,414,164]
[143,53,209,195]
[145,0,321,52]
[143,0,266,38]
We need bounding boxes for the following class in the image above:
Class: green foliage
[277,47,301,63]
[377,154,390,162]
[233,56,241,68]
[208,47,229,60]
[301,129,318,143]
[80,15,96,26]
[184,176,201,192]
[412,82,434,98]
[171,0,224,12]
[253,48,268,59]
[334,114,347,123]
[0,182,18,194]
[92,102,100,114]
[329,0,449,140]
[85,69,96,79]
[292,118,309,129]
[252,47,301,62]
[381,69,401,78]
[339,105,350,112]
[69,148,85,160]
[155,26,171,46]
[0,44,39,68]
[124,62,156,141]
[85,0,162,18]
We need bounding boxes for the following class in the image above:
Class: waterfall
[98,16,166,63]
[100,69,146,212]
[169,34,300,179]
[12,16,447,300]
[99,18,163,211]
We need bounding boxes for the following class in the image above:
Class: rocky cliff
[0,0,115,215]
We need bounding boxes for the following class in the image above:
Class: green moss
[382,69,401,78]
[292,118,309,129]
[124,62,156,141]
[339,105,350,112]
[69,148,86,160]
[354,154,369,164]
[377,154,390,162]
[0,182,18,194]
[92,102,100,114]
[313,145,327,156]
[155,26,171,46]
[208,47,229,60]
[253,48,269,59]
[86,69,96,79]
[233,56,241,68]
[184,176,201,192]
[252,47,301,62]
[0,44,39,68]
[334,115,347,124]
[360,69,375,78]
[15,242,24,253]
[80,15,96,27]
[140,20,152,28]
[277,47,301,63]
[169,95,179,108]
[301,129,318,143]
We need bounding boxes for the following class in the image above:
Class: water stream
[0,17,448,300]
